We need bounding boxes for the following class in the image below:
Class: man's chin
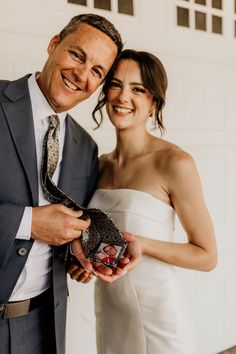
[50,92,91,112]
[48,97,75,113]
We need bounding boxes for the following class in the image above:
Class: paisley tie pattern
[46,115,59,179]
[41,115,66,204]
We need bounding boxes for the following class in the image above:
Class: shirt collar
[28,72,67,124]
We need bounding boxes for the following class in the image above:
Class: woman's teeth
[114,106,132,113]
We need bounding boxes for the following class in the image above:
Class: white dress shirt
[9,73,67,301]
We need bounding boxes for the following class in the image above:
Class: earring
[151,114,158,130]
[147,112,156,132]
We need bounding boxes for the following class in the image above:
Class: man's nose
[73,65,89,83]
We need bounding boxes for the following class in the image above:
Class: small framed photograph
[91,242,123,267]
[87,240,125,268]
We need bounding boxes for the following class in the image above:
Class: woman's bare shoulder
[153,138,195,173]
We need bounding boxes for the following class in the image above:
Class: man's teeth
[64,77,78,91]
[114,107,132,113]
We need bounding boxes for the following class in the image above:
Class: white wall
[1,0,236,353]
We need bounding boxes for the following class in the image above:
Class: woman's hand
[69,232,141,284]
[95,232,142,283]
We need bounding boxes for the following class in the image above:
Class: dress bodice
[88,188,175,242]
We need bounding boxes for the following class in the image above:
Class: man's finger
[71,239,96,274]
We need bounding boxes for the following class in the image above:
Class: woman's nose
[117,89,129,103]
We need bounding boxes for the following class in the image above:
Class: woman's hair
[58,13,123,55]
[92,49,168,134]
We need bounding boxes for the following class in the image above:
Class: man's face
[37,23,118,113]
[104,245,117,256]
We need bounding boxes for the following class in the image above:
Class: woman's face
[106,59,155,130]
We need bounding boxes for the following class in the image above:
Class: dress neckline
[95,188,174,211]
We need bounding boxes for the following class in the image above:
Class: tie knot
[49,115,60,130]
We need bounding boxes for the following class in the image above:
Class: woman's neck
[113,128,157,163]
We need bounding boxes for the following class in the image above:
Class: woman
[89,49,217,353]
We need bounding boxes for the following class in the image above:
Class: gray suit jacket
[0,74,99,354]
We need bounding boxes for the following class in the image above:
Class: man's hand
[67,261,93,284]
[31,204,90,245]
[70,238,97,274]
[70,238,113,276]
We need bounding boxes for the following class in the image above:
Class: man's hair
[58,13,123,54]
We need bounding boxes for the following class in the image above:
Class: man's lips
[62,76,81,91]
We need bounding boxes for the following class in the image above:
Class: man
[100,244,118,265]
[0,14,140,354]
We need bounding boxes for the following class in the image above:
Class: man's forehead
[67,23,108,41]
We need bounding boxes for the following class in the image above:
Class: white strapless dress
[88,189,197,354]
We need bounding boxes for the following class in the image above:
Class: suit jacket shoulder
[0,74,31,102]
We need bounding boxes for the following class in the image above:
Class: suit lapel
[1,75,38,205]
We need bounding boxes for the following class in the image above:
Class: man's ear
[47,35,60,55]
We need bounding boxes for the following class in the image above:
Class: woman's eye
[110,81,121,88]
[134,87,145,93]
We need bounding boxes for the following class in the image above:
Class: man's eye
[93,68,102,79]
[69,50,83,62]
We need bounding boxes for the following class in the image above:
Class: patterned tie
[41,115,77,207]
[41,115,61,203]
[40,115,127,267]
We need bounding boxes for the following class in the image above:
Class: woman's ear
[47,35,60,55]
[149,101,157,117]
